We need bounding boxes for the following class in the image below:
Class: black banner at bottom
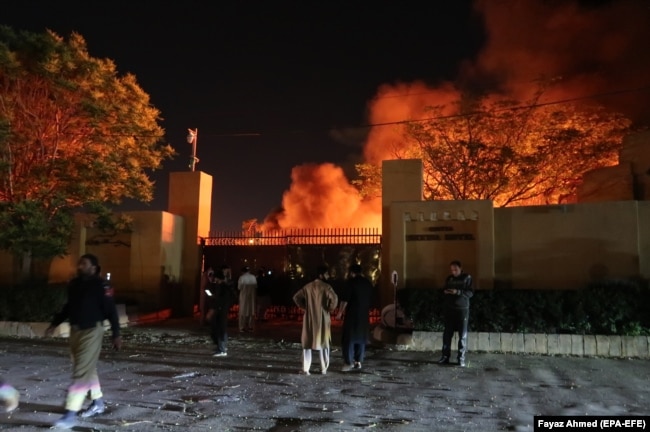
[535,416,649,431]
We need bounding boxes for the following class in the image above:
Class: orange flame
[262,0,649,230]
[262,163,381,230]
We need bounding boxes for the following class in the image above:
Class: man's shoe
[53,411,78,429]
[354,362,362,370]
[80,399,105,418]
[213,351,227,357]
[0,384,19,412]
[341,364,354,372]
[458,358,466,368]
[437,356,450,365]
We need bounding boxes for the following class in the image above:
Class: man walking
[337,263,373,372]
[293,265,338,375]
[437,260,473,367]
[237,266,257,333]
[46,254,122,429]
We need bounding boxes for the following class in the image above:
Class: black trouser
[441,308,469,360]
[342,331,366,365]
[210,309,228,353]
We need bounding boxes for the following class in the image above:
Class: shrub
[397,278,650,336]
[0,280,67,322]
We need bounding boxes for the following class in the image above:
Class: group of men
[0,256,472,429]
[201,262,376,375]
[200,259,474,372]
[292,263,373,374]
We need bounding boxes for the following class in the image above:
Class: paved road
[0,319,648,431]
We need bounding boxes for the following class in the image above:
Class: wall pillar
[168,171,213,317]
[381,159,423,307]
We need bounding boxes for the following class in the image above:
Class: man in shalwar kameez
[237,266,257,332]
[293,265,338,375]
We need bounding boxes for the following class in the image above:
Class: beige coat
[293,279,338,350]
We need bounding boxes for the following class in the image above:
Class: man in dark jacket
[337,264,373,372]
[437,260,473,367]
[207,270,235,357]
[46,254,122,429]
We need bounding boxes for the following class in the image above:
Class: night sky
[2,1,648,231]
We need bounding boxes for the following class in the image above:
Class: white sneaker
[354,362,362,370]
[341,364,354,372]
[0,384,19,412]
[212,352,227,357]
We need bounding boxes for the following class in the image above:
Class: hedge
[397,279,650,336]
[0,280,67,322]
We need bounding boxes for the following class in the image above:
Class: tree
[351,163,382,199]
[0,27,174,276]
[355,91,631,206]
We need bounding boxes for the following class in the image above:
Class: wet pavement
[0,318,648,431]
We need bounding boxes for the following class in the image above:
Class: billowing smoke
[262,163,381,230]
[468,0,650,120]
[263,0,650,230]
[363,81,460,165]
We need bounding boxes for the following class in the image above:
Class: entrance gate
[201,228,382,309]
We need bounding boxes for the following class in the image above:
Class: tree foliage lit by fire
[0,27,173,271]
[356,89,632,206]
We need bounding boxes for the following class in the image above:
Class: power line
[202,85,650,138]
[52,84,650,140]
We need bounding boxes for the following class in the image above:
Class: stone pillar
[168,171,213,317]
[381,159,423,307]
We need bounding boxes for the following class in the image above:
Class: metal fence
[204,227,381,246]
[201,228,382,308]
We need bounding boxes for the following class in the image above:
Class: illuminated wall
[45,211,184,311]
[495,201,646,289]
[168,171,213,315]
[382,159,650,305]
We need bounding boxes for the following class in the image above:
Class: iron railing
[203,227,381,246]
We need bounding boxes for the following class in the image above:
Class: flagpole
[187,128,199,171]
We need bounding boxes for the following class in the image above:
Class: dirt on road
[0,319,648,431]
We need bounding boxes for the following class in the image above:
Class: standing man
[237,266,257,333]
[199,266,214,326]
[256,267,272,322]
[46,254,122,429]
[293,265,338,375]
[337,263,373,372]
[437,260,473,367]
[207,270,235,357]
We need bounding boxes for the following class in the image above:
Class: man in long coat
[293,265,338,375]
[237,266,257,333]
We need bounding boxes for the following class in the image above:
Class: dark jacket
[51,275,120,337]
[208,280,235,312]
[442,273,473,309]
[341,274,373,340]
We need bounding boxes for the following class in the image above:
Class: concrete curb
[372,326,650,359]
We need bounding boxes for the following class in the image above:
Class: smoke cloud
[262,163,381,230]
[469,0,650,119]
[263,0,650,230]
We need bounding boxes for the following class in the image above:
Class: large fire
[261,0,650,231]
[262,163,381,230]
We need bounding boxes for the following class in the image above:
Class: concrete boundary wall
[373,327,650,359]
[0,305,129,338]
